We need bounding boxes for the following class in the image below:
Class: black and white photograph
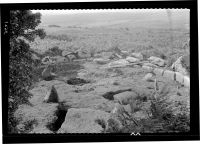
[7,8,191,134]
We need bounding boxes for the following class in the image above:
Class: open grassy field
[30,9,189,59]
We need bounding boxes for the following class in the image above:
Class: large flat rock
[58,108,110,133]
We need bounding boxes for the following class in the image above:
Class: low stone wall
[143,66,190,88]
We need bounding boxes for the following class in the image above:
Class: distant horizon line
[31,9,189,16]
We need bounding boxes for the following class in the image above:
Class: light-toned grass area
[30,26,189,62]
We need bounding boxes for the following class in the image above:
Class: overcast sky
[31,9,189,15]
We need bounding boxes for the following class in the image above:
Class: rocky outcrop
[183,76,190,88]
[142,65,154,72]
[58,108,110,133]
[77,69,89,78]
[108,59,130,68]
[126,57,140,63]
[50,56,66,63]
[62,51,80,61]
[61,50,70,57]
[171,55,189,75]
[43,85,59,103]
[41,65,57,81]
[148,56,165,67]
[93,58,110,65]
[131,52,143,60]
[121,50,129,55]
[14,51,190,134]
[142,66,190,88]
[143,62,158,68]
[163,70,175,81]
[123,104,132,113]
[143,73,153,82]
[153,68,164,76]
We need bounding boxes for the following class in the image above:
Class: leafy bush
[95,118,106,130]
[17,119,38,133]
[9,10,46,133]
[106,118,123,133]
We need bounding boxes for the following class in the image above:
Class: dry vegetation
[30,26,189,62]
[16,11,190,134]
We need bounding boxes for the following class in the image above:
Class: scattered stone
[171,56,189,75]
[108,59,130,68]
[112,80,120,85]
[46,106,68,132]
[153,68,164,76]
[134,110,148,120]
[143,73,154,82]
[121,50,129,55]
[94,53,102,58]
[67,78,90,85]
[42,56,52,65]
[148,56,165,67]
[162,70,175,81]
[114,53,123,59]
[50,56,66,63]
[182,55,190,68]
[123,104,132,113]
[62,50,70,57]
[30,126,53,134]
[143,63,158,68]
[111,103,124,114]
[93,58,110,65]
[175,72,184,84]
[77,69,89,78]
[43,85,59,103]
[142,65,154,72]
[183,76,190,88]
[41,65,57,81]
[113,91,138,105]
[58,108,110,133]
[126,57,140,63]
[120,50,129,58]
[68,54,76,62]
[131,53,143,60]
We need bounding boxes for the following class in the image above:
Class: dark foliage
[42,46,63,57]
[67,78,90,85]
[9,10,46,133]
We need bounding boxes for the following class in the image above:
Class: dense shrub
[42,46,63,57]
[9,10,46,133]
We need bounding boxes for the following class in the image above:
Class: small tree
[9,10,46,133]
